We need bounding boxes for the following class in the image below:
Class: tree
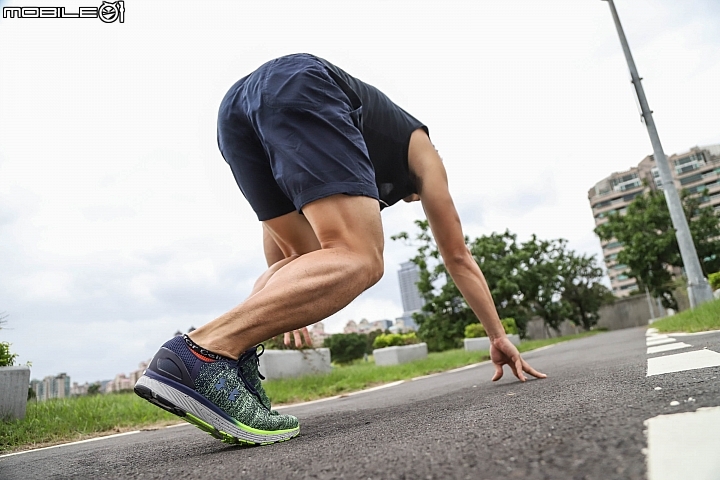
[559,252,614,330]
[88,383,101,396]
[595,188,720,309]
[394,221,480,351]
[393,222,611,349]
[0,312,19,367]
[322,333,367,364]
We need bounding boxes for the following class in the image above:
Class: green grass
[0,392,176,453]
[1,330,605,453]
[651,297,720,333]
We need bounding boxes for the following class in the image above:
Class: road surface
[2,327,719,479]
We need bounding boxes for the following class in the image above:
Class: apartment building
[589,145,720,297]
[30,373,71,401]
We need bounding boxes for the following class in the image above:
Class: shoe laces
[236,344,266,405]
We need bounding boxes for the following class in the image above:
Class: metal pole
[602,0,713,307]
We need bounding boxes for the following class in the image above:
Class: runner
[135,54,546,445]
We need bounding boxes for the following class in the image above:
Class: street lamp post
[602,0,713,307]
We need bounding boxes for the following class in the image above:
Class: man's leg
[189,194,384,359]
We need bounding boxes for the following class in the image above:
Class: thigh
[264,194,384,260]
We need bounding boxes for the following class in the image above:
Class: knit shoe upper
[136,335,298,442]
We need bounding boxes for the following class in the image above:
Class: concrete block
[258,348,331,380]
[373,343,428,366]
[0,366,31,420]
[464,335,520,352]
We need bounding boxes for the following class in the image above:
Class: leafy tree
[516,237,571,332]
[394,222,611,349]
[559,252,614,330]
[28,387,36,401]
[0,313,19,367]
[365,330,383,354]
[322,333,367,364]
[394,221,478,351]
[88,383,101,396]
[595,188,720,309]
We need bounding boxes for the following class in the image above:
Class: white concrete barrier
[464,335,520,352]
[0,366,31,420]
[258,348,331,380]
[373,343,428,366]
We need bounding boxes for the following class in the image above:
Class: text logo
[3,1,125,23]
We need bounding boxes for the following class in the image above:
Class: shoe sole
[134,375,299,446]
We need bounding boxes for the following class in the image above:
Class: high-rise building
[589,145,720,296]
[396,261,424,331]
[398,261,424,312]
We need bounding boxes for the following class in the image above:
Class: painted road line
[647,342,693,355]
[647,328,659,335]
[646,338,676,347]
[0,431,140,458]
[672,329,720,337]
[647,349,720,376]
[646,334,670,342]
[645,406,720,480]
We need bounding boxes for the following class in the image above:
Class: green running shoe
[134,335,299,445]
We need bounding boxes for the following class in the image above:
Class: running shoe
[134,335,299,445]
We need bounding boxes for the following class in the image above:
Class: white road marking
[647,349,720,376]
[645,406,720,480]
[646,334,670,342]
[647,328,659,336]
[0,431,140,458]
[646,338,676,347]
[647,342,693,354]
[671,329,720,337]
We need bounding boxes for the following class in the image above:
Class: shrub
[372,333,419,349]
[501,318,518,335]
[464,318,517,338]
[0,342,18,367]
[464,323,487,338]
[709,272,720,291]
[323,333,367,364]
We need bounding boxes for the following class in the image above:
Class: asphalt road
[2,328,719,480]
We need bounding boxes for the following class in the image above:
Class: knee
[363,252,384,288]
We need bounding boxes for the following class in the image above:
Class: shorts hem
[295,182,379,211]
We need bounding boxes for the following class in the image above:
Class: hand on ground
[283,327,314,348]
[490,336,547,382]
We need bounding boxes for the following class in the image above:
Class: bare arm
[408,130,546,381]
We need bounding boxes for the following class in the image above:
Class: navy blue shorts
[217,54,379,221]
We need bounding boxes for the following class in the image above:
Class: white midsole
[135,375,298,444]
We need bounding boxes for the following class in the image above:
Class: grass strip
[651,298,720,333]
[1,330,604,452]
[0,392,177,453]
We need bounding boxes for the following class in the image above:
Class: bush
[464,323,487,338]
[0,342,18,367]
[323,333,367,364]
[372,333,419,349]
[501,318,518,335]
[464,318,517,338]
[709,272,720,291]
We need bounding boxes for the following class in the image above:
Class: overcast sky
[1,0,719,384]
